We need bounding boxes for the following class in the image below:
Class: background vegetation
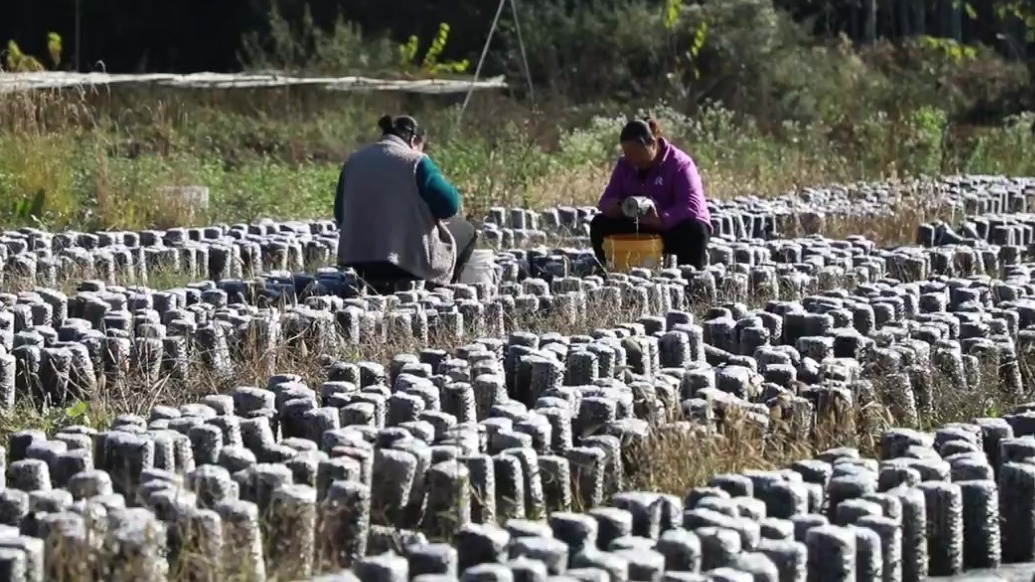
[0,0,1034,237]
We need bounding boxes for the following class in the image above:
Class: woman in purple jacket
[591,118,712,269]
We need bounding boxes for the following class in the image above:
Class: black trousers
[590,214,710,269]
[347,217,479,291]
[445,217,479,280]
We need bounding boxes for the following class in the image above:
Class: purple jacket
[598,138,711,231]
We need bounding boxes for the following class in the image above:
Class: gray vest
[337,135,456,284]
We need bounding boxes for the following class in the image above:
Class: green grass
[0,79,1033,241]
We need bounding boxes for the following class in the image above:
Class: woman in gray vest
[335,115,478,291]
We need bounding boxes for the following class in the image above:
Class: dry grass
[525,163,956,248]
[4,278,1033,580]
[2,83,1033,233]
[0,283,637,438]
[625,410,876,496]
[5,270,1024,446]
[628,344,1032,498]
[1,268,200,297]
[523,155,851,211]
[777,192,955,245]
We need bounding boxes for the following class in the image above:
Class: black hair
[619,118,662,145]
[378,115,425,143]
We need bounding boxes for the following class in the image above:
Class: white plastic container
[459,249,497,287]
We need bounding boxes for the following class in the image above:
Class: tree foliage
[2,33,61,72]
[0,0,1031,74]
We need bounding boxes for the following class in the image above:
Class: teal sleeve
[415,156,461,219]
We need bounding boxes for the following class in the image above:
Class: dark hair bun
[378,114,423,142]
[646,118,662,137]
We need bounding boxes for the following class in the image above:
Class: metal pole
[74,0,81,71]
[508,0,535,105]
[458,0,507,127]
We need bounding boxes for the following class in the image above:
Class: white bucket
[459,249,497,287]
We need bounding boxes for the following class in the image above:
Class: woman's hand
[638,205,663,229]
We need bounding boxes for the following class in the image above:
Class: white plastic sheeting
[0,71,507,94]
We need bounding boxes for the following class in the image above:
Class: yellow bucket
[603,233,664,272]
